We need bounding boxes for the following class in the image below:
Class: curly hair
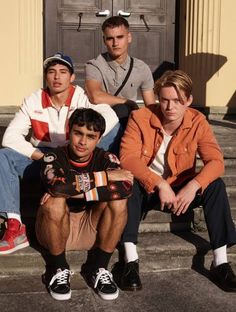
[69,108,106,137]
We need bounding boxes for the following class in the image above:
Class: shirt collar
[41,85,75,109]
[105,52,130,71]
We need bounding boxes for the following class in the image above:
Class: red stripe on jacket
[31,119,50,141]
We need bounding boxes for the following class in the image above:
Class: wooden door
[45,0,176,90]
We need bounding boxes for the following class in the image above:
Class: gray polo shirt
[85,52,154,102]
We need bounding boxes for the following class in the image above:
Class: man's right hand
[125,99,139,110]
[156,180,177,211]
[107,169,134,184]
[31,150,44,160]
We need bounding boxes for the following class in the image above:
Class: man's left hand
[107,169,134,183]
[173,179,201,216]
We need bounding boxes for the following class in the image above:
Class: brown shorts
[66,209,97,251]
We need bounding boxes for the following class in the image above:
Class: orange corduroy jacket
[120,104,224,193]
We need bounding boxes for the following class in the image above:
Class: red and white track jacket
[2,85,118,158]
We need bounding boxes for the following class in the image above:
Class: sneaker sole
[121,284,142,291]
[0,241,29,255]
[98,289,119,300]
[50,289,72,301]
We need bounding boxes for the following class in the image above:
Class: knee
[0,148,11,164]
[209,178,226,191]
[108,199,128,216]
[40,196,68,222]
[0,148,22,172]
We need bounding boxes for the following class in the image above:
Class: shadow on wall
[224,91,236,121]
[152,61,176,81]
[181,53,227,107]
[152,54,236,119]
[227,90,236,108]
[153,53,229,107]
[152,54,228,108]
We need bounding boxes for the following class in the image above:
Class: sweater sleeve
[84,151,133,201]
[41,151,109,197]
[41,149,133,200]
[85,180,132,201]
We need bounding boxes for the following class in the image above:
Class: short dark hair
[102,16,129,32]
[69,108,106,137]
[44,60,74,75]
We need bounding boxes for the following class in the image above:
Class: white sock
[213,245,227,267]
[124,242,138,263]
[7,213,22,224]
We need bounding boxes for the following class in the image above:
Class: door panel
[44,0,176,90]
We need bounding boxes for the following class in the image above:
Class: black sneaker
[210,262,236,292]
[82,268,119,300]
[47,268,72,300]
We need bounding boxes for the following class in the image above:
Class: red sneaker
[0,218,29,255]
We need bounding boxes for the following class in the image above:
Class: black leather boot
[121,260,142,291]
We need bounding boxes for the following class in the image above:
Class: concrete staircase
[0,107,236,275]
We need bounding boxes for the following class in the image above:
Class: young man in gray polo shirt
[85,16,155,108]
[85,16,155,292]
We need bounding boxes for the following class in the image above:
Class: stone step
[0,231,235,276]
[139,207,236,233]
[138,186,236,233]
[196,162,236,186]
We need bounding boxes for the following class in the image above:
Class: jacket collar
[41,85,75,109]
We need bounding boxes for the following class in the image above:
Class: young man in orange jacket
[116,70,236,292]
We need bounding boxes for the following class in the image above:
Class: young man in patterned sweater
[36,108,133,301]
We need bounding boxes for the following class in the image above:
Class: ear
[186,94,193,107]
[128,32,132,43]
[97,135,102,145]
[70,73,76,83]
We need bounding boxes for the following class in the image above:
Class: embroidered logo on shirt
[75,173,91,192]
[33,110,43,114]
[43,153,57,163]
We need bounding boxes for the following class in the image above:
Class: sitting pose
[0,52,119,254]
[116,70,236,292]
[85,16,155,153]
[36,108,133,301]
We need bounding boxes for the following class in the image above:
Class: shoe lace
[49,269,73,286]
[94,268,113,289]
[2,228,19,242]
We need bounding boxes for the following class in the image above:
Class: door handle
[140,14,150,31]
[96,9,110,17]
[117,10,131,17]
[77,13,83,32]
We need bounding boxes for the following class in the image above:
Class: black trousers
[120,178,236,250]
[110,103,139,156]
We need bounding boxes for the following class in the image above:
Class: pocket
[141,147,152,163]
[173,142,197,172]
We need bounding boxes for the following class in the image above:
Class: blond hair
[154,70,192,103]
